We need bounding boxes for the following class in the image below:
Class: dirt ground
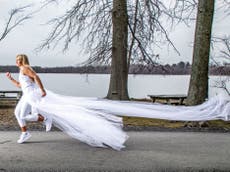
[1,106,230,132]
[0,107,44,131]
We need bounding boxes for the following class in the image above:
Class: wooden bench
[148,94,187,105]
[0,90,22,101]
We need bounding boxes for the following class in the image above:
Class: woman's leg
[31,106,52,132]
[37,113,52,132]
[23,107,39,122]
[14,96,32,143]
[23,106,52,132]
[14,96,29,130]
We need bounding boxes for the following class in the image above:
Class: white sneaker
[17,132,31,144]
[44,117,52,132]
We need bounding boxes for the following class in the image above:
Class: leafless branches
[127,0,175,65]
[37,0,230,67]
[213,77,230,96]
[126,0,196,65]
[212,36,230,60]
[211,36,230,95]
[37,0,113,65]
[166,0,197,25]
[38,0,187,66]
[0,5,33,42]
[128,0,186,65]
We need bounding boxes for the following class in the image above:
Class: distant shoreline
[0,62,229,75]
[1,72,229,76]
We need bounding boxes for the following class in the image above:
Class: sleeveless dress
[18,72,230,150]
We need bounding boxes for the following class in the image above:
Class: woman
[6,54,52,144]
[6,54,128,151]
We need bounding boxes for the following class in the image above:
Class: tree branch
[35,0,201,66]
[212,36,230,61]
[0,5,34,42]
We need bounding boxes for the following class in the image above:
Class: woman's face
[16,58,22,67]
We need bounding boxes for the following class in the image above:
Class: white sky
[0,0,229,67]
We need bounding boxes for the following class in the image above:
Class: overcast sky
[0,0,229,67]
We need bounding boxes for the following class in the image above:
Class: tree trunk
[107,0,129,100]
[187,0,215,105]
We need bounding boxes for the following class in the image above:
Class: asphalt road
[0,131,230,171]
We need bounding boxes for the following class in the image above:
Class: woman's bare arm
[6,72,21,88]
[22,66,46,97]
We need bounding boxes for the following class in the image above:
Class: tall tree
[107,0,129,100]
[169,0,230,103]
[37,0,177,100]
[186,0,215,105]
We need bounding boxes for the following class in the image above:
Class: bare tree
[0,5,33,42]
[106,0,129,100]
[187,0,215,105]
[170,0,230,104]
[36,0,184,99]
[8,1,228,102]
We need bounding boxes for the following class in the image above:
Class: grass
[123,116,185,128]
[208,120,230,129]
[123,116,230,131]
[125,98,230,130]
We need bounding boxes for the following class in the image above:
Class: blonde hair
[16,54,30,65]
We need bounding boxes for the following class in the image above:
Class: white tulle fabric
[19,73,230,150]
[19,73,128,150]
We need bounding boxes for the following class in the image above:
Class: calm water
[0,73,228,98]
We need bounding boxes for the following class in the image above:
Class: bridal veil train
[25,80,230,151]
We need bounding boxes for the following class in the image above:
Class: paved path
[0,131,230,171]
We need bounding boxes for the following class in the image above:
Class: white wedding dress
[19,72,230,150]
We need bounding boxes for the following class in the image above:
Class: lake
[0,73,228,98]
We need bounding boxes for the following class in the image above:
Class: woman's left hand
[41,89,46,97]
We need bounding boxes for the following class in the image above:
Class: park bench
[148,94,187,105]
[0,90,22,102]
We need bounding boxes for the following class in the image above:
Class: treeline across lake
[0,62,229,75]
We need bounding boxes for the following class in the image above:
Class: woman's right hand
[6,72,12,80]
[6,72,20,88]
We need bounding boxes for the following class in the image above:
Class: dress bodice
[19,72,35,91]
